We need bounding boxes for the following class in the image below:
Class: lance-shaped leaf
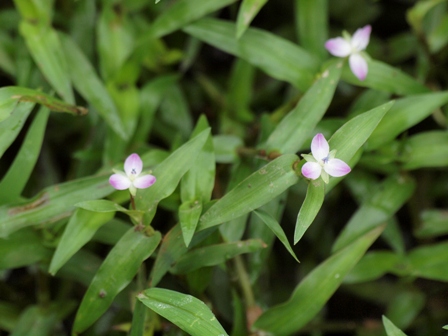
[236,0,268,39]
[0,86,86,123]
[171,239,266,274]
[0,106,49,203]
[73,228,161,333]
[382,315,408,336]
[138,288,228,336]
[265,60,342,155]
[254,209,299,262]
[178,200,203,247]
[183,18,318,91]
[49,208,115,275]
[58,33,128,140]
[19,21,74,103]
[254,225,384,335]
[333,174,415,252]
[294,179,325,244]
[367,92,448,150]
[0,86,33,124]
[341,59,430,96]
[135,128,210,224]
[150,0,238,38]
[407,241,448,282]
[403,131,448,169]
[198,154,299,231]
[0,174,113,238]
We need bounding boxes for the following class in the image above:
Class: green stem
[233,255,255,307]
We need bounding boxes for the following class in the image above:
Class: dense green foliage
[1,0,448,335]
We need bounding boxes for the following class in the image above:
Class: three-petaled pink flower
[301,134,351,184]
[109,153,156,196]
[325,25,371,81]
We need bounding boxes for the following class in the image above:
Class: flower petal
[311,133,329,161]
[301,162,322,180]
[109,174,132,190]
[324,158,351,177]
[133,174,156,189]
[124,153,143,176]
[349,53,368,81]
[325,37,351,57]
[351,25,371,51]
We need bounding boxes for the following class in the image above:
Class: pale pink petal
[301,162,322,180]
[349,53,368,81]
[325,37,352,57]
[133,174,156,189]
[311,133,330,161]
[324,158,351,177]
[109,174,131,190]
[124,153,143,176]
[351,25,371,51]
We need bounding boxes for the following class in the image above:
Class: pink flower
[109,153,156,196]
[301,134,351,184]
[325,25,371,81]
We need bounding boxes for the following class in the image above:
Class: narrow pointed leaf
[73,229,161,333]
[75,199,144,223]
[49,208,115,275]
[0,86,33,124]
[19,21,74,103]
[179,200,203,247]
[254,225,384,335]
[265,60,342,154]
[199,154,299,231]
[0,106,49,203]
[150,0,238,38]
[367,92,448,150]
[254,209,299,262]
[135,129,210,224]
[403,131,448,169]
[236,0,268,39]
[342,60,430,96]
[58,33,128,139]
[294,178,325,244]
[138,288,228,336]
[171,239,266,274]
[382,315,408,336]
[0,174,113,238]
[333,174,415,252]
[183,18,318,90]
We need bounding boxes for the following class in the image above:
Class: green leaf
[344,251,400,284]
[58,33,128,140]
[415,209,448,238]
[183,18,319,91]
[171,239,266,274]
[367,92,448,150]
[236,0,268,39]
[19,21,74,103]
[407,241,448,282]
[385,290,425,330]
[333,174,415,252]
[129,300,147,336]
[341,60,430,96]
[403,131,448,169]
[150,0,238,38]
[198,154,299,231]
[49,208,115,275]
[296,0,328,60]
[0,229,51,270]
[254,225,384,335]
[0,96,33,158]
[73,228,161,333]
[181,115,215,203]
[138,288,228,336]
[294,178,325,244]
[253,209,299,262]
[0,174,113,238]
[135,128,210,224]
[75,199,144,223]
[0,86,86,123]
[0,106,49,203]
[179,200,203,247]
[382,315,409,336]
[265,60,342,154]
[213,135,243,163]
